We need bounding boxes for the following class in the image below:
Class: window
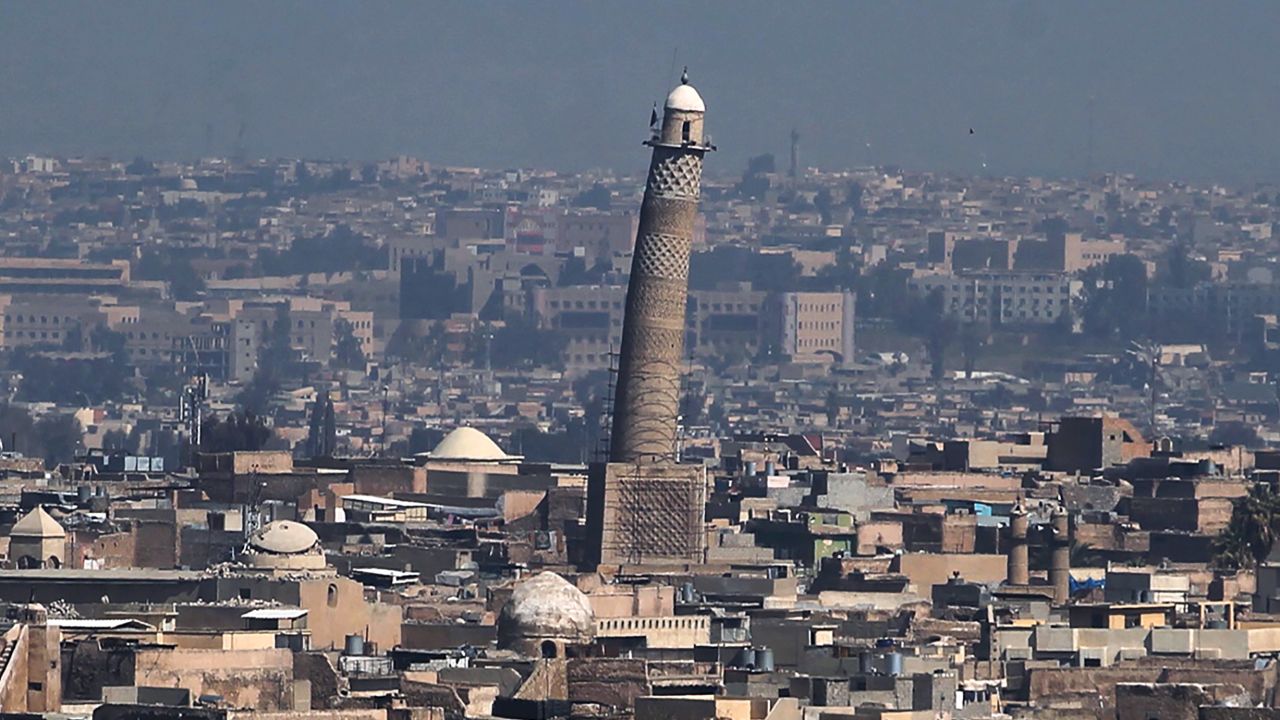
[327,583,339,607]
[682,121,691,142]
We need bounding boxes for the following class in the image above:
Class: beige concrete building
[909,270,1078,325]
[772,291,855,363]
[557,211,639,262]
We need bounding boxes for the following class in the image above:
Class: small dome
[665,84,705,113]
[248,520,318,555]
[497,572,595,651]
[427,427,514,462]
[178,177,199,191]
[11,507,65,539]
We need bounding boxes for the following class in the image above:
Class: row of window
[549,300,623,311]
[951,309,1060,320]
[601,617,704,631]
[797,303,842,313]
[797,321,841,331]
[5,314,73,324]
[919,284,1068,295]
[796,337,839,349]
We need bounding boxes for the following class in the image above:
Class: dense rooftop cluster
[1,150,1280,719]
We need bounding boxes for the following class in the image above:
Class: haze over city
[5,3,1280,720]
[5,2,1280,180]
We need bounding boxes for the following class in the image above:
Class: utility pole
[379,384,389,457]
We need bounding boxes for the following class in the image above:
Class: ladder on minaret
[594,347,619,464]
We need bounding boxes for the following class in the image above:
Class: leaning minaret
[609,70,713,464]
[585,71,712,570]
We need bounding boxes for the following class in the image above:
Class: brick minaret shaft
[1050,509,1071,604]
[609,73,712,464]
[1007,502,1030,586]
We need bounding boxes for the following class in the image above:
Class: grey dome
[497,572,595,651]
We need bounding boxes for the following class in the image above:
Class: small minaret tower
[1050,509,1072,604]
[1007,502,1030,586]
[609,69,713,464]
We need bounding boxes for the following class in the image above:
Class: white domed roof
[11,506,64,539]
[248,520,319,554]
[427,427,514,462]
[497,572,595,648]
[665,83,705,113]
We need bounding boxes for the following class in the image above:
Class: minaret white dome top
[665,83,705,113]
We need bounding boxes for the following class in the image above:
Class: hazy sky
[4,2,1280,182]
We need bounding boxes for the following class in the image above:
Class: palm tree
[1215,483,1280,569]
[1069,542,1107,568]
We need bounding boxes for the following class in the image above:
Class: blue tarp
[1069,575,1105,594]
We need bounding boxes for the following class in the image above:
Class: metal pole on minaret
[609,68,714,465]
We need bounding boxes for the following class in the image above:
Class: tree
[332,319,366,370]
[814,188,834,225]
[1160,239,1212,289]
[0,404,37,457]
[200,412,272,453]
[407,427,444,455]
[34,413,82,467]
[1080,254,1148,342]
[1209,422,1262,449]
[238,305,293,413]
[305,392,337,458]
[1215,483,1280,569]
[384,319,447,367]
[101,428,139,454]
[960,323,989,378]
[916,289,958,380]
[12,348,131,405]
[258,225,384,276]
[136,248,206,301]
[477,319,568,371]
[845,181,864,216]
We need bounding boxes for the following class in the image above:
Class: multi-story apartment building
[556,212,639,263]
[909,271,1077,325]
[237,298,373,366]
[436,208,505,242]
[771,291,856,363]
[0,295,114,349]
[687,287,769,358]
[926,231,1124,275]
[532,286,852,370]
[0,258,131,295]
[1150,282,1280,335]
[530,285,624,372]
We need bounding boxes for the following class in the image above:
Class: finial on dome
[681,66,689,85]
